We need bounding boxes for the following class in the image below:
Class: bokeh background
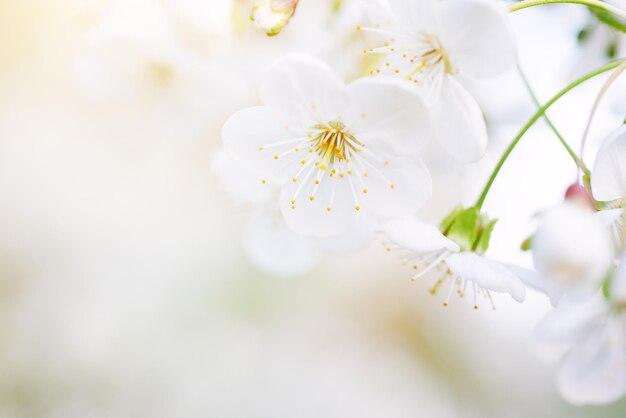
[0,0,625,416]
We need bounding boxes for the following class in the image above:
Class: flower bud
[564,182,594,209]
[251,0,299,36]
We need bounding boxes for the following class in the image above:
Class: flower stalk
[510,0,626,20]
[475,59,626,210]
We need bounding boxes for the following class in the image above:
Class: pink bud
[565,182,594,209]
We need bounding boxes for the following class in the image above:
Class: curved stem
[510,0,626,20]
[516,61,590,176]
[474,59,624,211]
[579,60,626,166]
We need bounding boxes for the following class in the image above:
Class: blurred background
[0,0,625,416]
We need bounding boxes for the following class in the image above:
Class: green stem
[510,0,626,20]
[474,59,624,211]
[516,62,591,176]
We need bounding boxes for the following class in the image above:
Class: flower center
[257,118,395,213]
[309,120,363,171]
[147,61,176,88]
[358,25,458,86]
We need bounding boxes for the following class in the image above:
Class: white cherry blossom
[359,0,516,162]
[383,217,526,309]
[223,54,433,237]
[534,256,626,405]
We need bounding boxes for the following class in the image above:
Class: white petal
[279,174,357,237]
[611,256,626,305]
[557,313,626,405]
[533,296,610,362]
[382,218,460,255]
[243,206,320,278]
[591,125,626,202]
[445,253,526,302]
[433,76,488,163]
[595,208,624,227]
[360,158,432,220]
[259,54,349,127]
[222,106,303,179]
[385,0,439,32]
[210,149,273,204]
[438,0,516,79]
[314,217,376,255]
[344,77,432,156]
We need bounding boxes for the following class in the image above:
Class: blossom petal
[344,77,432,156]
[259,54,349,127]
[433,76,488,162]
[533,296,609,362]
[445,253,526,302]
[557,312,626,405]
[611,256,626,305]
[210,149,273,204]
[360,158,432,220]
[279,174,357,237]
[382,217,460,255]
[222,106,303,179]
[438,0,515,79]
[314,217,376,255]
[243,206,320,278]
[385,0,438,32]
[591,125,626,202]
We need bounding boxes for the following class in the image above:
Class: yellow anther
[258,146,264,151]
[390,184,395,189]
[261,180,267,184]
[292,178,297,183]
[309,196,315,201]
[326,207,332,212]
[355,206,361,211]
[315,180,320,185]
[274,155,279,160]
[363,189,368,194]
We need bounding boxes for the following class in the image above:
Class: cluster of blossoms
[215,0,626,407]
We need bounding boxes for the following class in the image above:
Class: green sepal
[440,206,464,235]
[591,8,626,34]
[520,236,533,252]
[445,207,480,252]
[474,218,498,255]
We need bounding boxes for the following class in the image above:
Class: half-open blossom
[530,203,612,305]
[534,255,626,405]
[223,54,433,237]
[382,209,526,309]
[251,0,299,36]
[359,0,516,162]
[591,124,626,248]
